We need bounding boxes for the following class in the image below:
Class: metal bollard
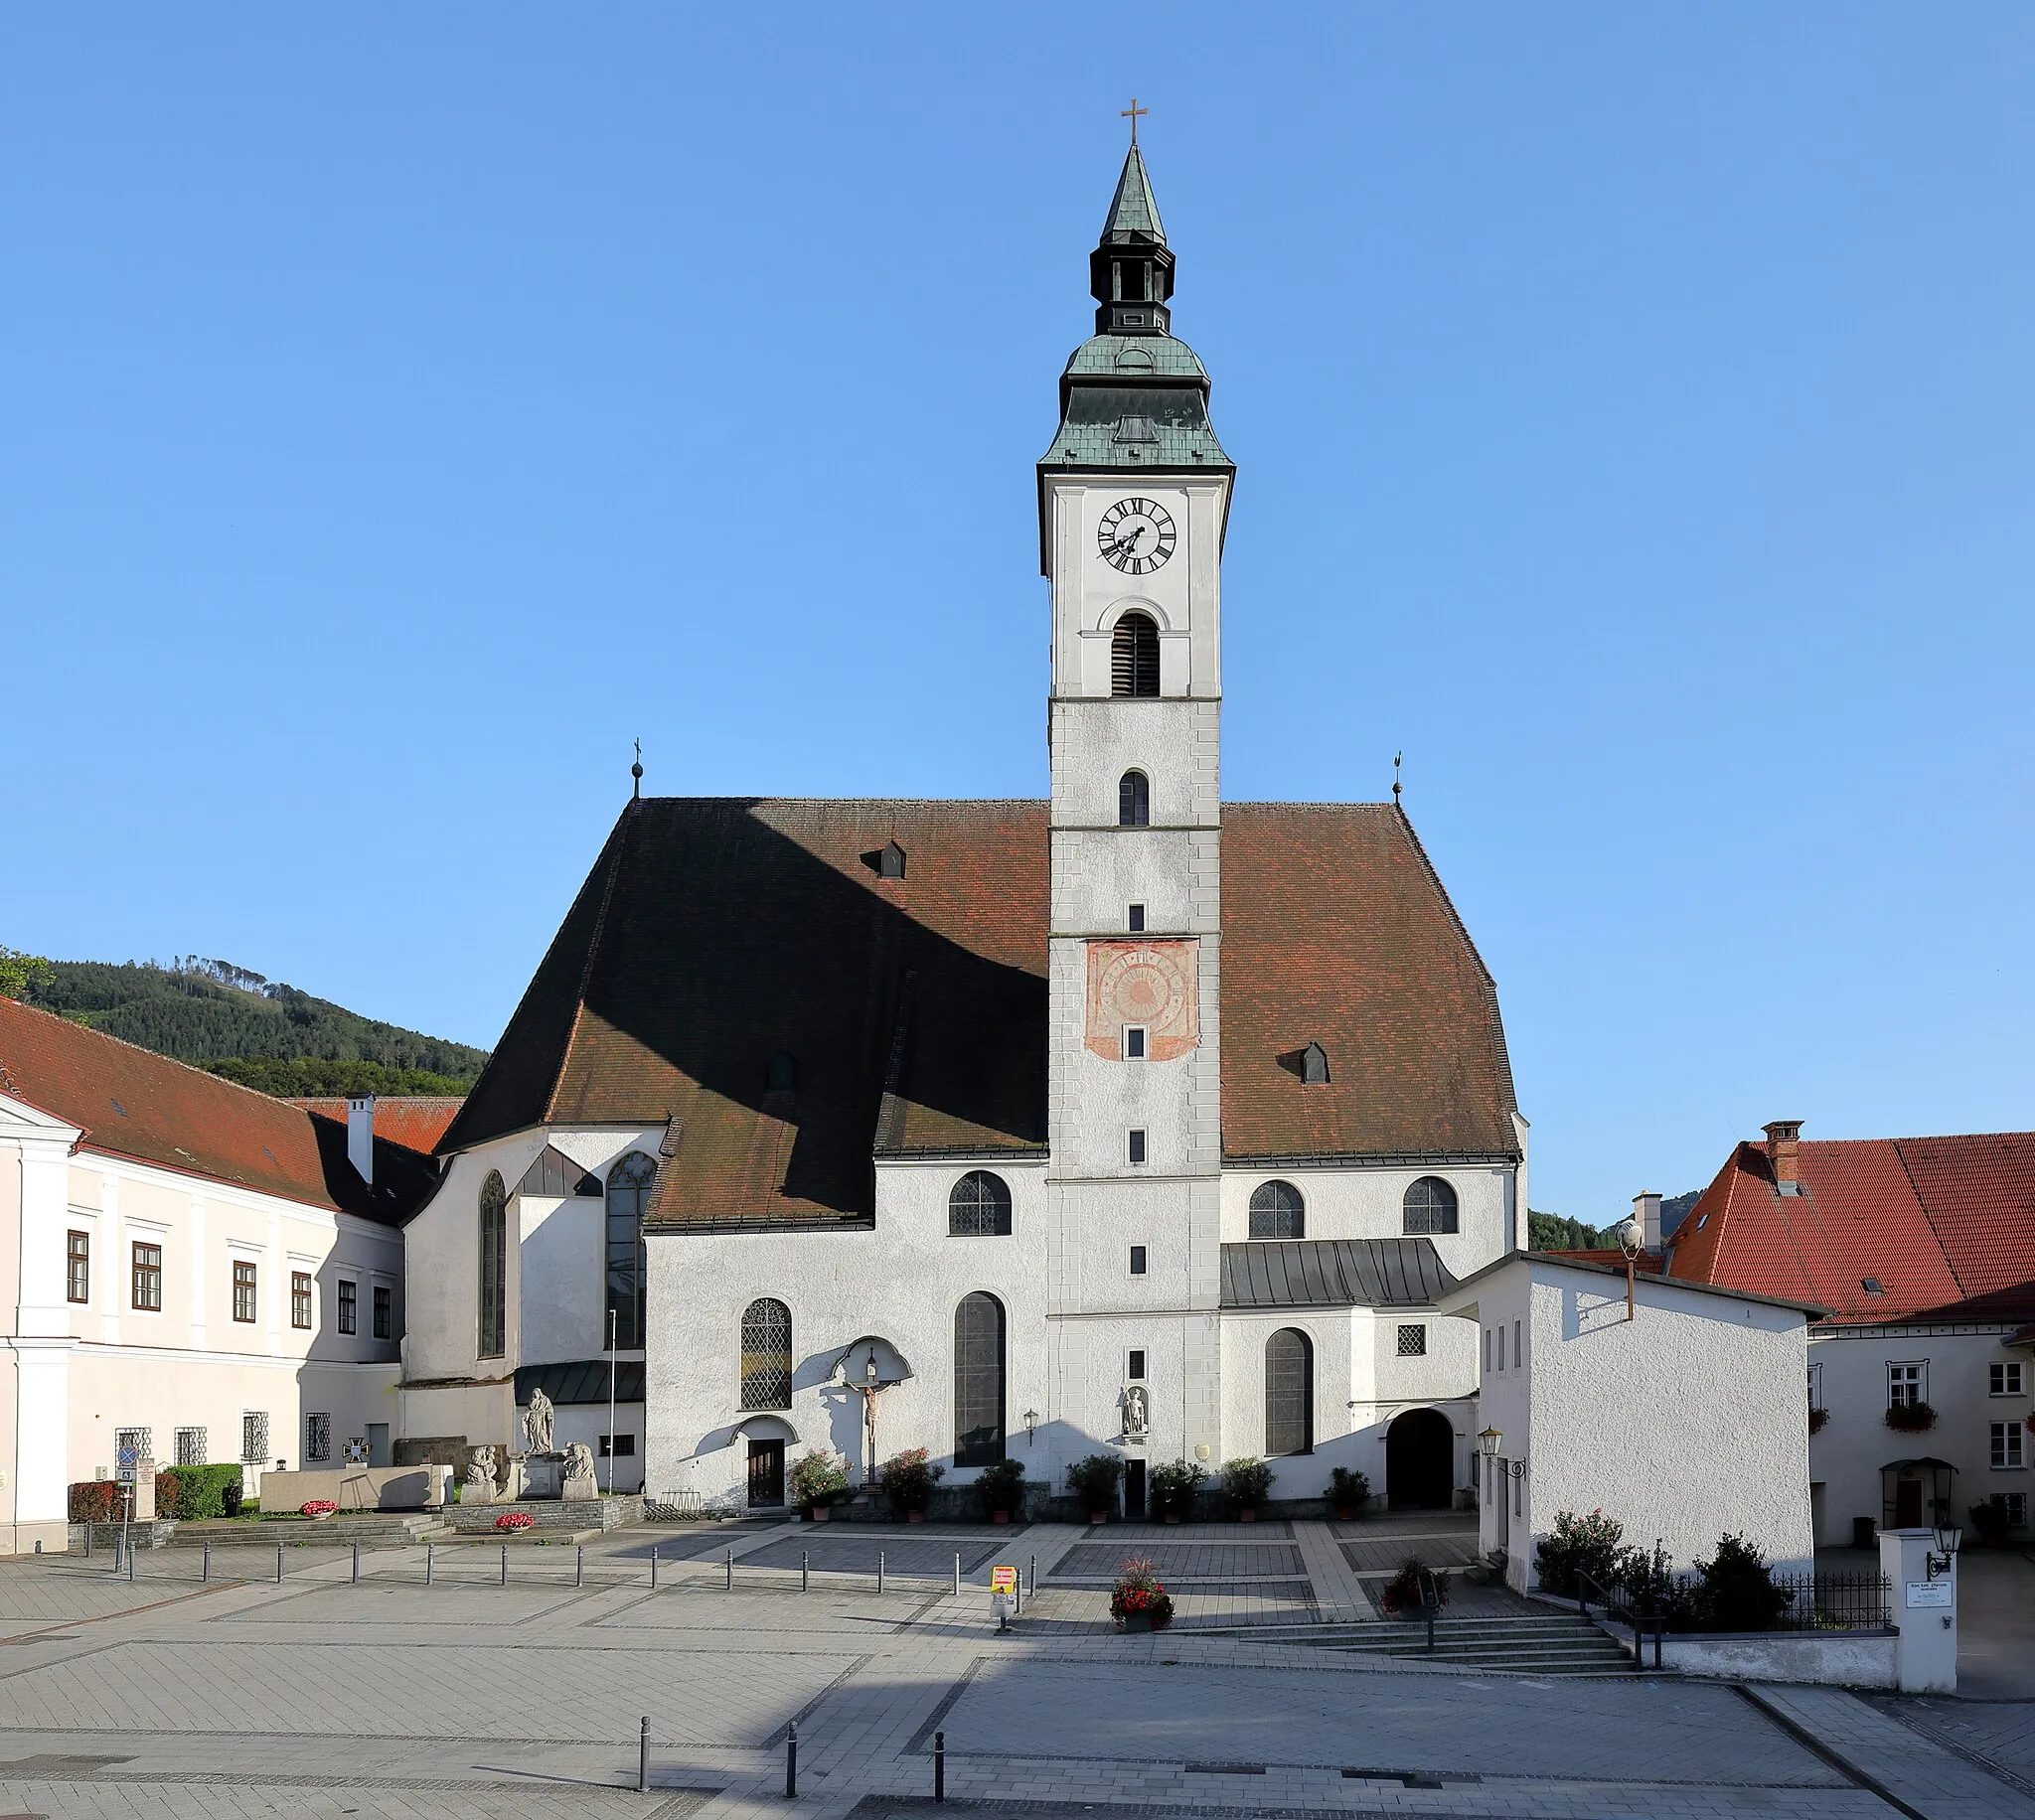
[501,1543,508,1587]
[275,1543,284,1585]
[85,1524,92,1559]
[638,1715,651,1794]
[724,1548,733,1592]
[785,1718,798,1799]
[802,1549,809,1592]
[127,1540,136,1584]
[954,1553,962,1596]
[575,1545,583,1588]
[651,1544,659,1591]
[426,1542,433,1586]
[877,1550,885,1595]
[202,1540,211,1583]
[352,1543,360,1585]
[934,1730,945,1803]
[1029,1555,1036,1595]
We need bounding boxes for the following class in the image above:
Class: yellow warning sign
[990,1566,1018,1593]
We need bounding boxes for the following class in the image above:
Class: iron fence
[1580,1562,1891,1634]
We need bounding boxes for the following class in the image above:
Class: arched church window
[606,1151,656,1350]
[1118,770,1151,828]
[1111,611,1160,697]
[739,1298,793,1411]
[948,1171,1013,1237]
[1265,1327,1314,1456]
[1403,1176,1460,1235]
[477,1171,507,1360]
[954,1291,1007,1465]
[1249,1179,1305,1241]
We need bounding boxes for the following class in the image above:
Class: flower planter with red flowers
[495,1511,535,1531]
[299,1501,339,1519]
[1110,1557,1174,1631]
[1884,1402,1938,1434]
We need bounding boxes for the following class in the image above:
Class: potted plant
[1066,1454,1123,1525]
[299,1500,340,1520]
[1328,1466,1370,1520]
[1808,1407,1830,1435]
[791,1448,851,1521]
[974,1458,1026,1524]
[494,1510,534,1532]
[1149,1458,1204,1525]
[1379,1555,1450,1617]
[878,1447,944,1522]
[1221,1456,1273,1521]
[1884,1401,1938,1434]
[1109,1556,1174,1631]
[1969,1496,2014,1547]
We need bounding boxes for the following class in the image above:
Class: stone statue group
[460,1389,598,1503]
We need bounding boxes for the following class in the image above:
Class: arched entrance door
[1385,1409,1455,1510]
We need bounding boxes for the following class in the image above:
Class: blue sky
[5,6,2031,1223]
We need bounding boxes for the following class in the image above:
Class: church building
[398,142,1529,1516]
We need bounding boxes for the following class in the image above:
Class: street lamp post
[1927,1520,1962,1581]
[1617,1217,1645,1320]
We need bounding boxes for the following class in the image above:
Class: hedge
[156,1464,244,1520]
[68,1481,124,1523]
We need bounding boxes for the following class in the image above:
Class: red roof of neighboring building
[0,997,436,1224]
[1667,1130,2035,1324]
[290,1097,464,1153]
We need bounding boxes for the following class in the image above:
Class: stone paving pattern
[0,1516,2025,1820]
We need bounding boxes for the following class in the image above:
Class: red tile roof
[0,997,436,1223]
[290,1097,464,1154]
[436,797,1521,1230]
[1667,1130,2035,1323]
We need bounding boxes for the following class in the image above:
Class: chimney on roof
[1764,1120,1803,1190]
[1633,1190,1662,1252]
[347,1095,375,1186]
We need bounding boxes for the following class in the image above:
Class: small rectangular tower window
[1127,903,1146,933]
[1124,1026,1147,1060]
[338,1280,357,1335]
[131,1242,162,1311]
[1130,1246,1147,1276]
[1128,1349,1147,1380]
[290,1271,312,1329]
[1127,1129,1147,1165]
[374,1285,392,1339]
[232,1261,258,1323]
[67,1230,90,1303]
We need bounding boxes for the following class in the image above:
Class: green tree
[0,948,52,1000]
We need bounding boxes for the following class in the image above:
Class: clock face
[1098,497,1177,575]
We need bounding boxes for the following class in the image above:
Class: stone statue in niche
[1123,1384,1150,1440]
[522,1388,556,1457]
[561,1441,598,1499]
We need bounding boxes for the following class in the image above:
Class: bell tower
[1038,132,1234,1476]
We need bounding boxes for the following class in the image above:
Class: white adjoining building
[397,141,1530,1518]
[0,998,429,1551]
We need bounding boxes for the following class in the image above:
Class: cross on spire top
[1121,97,1148,147]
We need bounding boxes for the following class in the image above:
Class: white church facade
[397,144,1530,1517]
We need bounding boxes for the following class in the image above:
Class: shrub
[1884,1401,1937,1433]
[1808,1407,1829,1435]
[1328,1466,1370,1512]
[877,1447,944,1514]
[789,1448,852,1511]
[974,1457,1027,1517]
[1066,1454,1123,1515]
[1692,1532,1793,1631]
[1149,1458,1205,1521]
[1221,1457,1273,1510]
[157,1464,244,1521]
[1969,1496,2015,1545]
[1534,1508,1631,1596]
[1110,1556,1174,1628]
[222,1478,244,1519]
[1380,1556,1451,1615]
[69,1481,123,1524]
[495,1511,534,1531]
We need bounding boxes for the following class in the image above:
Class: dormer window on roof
[1863,1279,1885,1295]
[1301,1041,1331,1087]
[877,840,906,880]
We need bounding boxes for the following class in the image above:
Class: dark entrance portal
[1386,1408,1455,1510]
[746,1440,785,1507]
[1124,1458,1147,1521]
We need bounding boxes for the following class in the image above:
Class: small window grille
[175,1427,206,1466]
[1396,1323,1428,1357]
[1129,1246,1147,1276]
[2001,1491,2029,1527]
[240,1412,269,1465]
[114,1427,152,1481]
[1110,612,1160,697]
[305,1412,331,1462]
[338,1279,357,1334]
[1127,1129,1147,1165]
[67,1230,90,1303]
[232,1260,258,1323]
[1118,770,1151,828]
[739,1298,793,1410]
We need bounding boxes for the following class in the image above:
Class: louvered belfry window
[1118,770,1151,828]
[1249,1180,1305,1241]
[1265,1327,1314,1456]
[1111,612,1160,697]
[478,1171,507,1358]
[739,1298,793,1410]
[948,1171,1014,1236]
[954,1291,1007,1465]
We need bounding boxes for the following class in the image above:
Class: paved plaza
[0,1518,2027,1820]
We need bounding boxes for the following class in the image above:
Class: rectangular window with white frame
[1888,1361,1926,1409]
[291,1271,312,1330]
[1808,1361,1824,1408]
[232,1260,257,1323]
[67,1230,90,1303]
[1123,1025,1147,1060]
[1991,1422,2025,1470]
[337,1280,357,1335]
[1991,1361,2026,1397]
[131,1241,162,1311]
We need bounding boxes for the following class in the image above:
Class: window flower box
[1884,1402,1937,1434]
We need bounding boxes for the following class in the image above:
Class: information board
[990,1566,1018,1593]
[1905,1580,1953,1609]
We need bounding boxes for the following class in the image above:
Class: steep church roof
[436,798,1521,1232]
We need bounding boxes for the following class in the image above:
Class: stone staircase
[1233,1612,1642,1674]
[165,1512,449,1547]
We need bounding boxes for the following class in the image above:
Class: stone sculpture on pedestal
[561,1441,598,1499]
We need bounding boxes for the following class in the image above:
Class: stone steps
[1216,1614,1639,1675]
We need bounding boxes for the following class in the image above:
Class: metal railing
[1576,1562,1891,1643]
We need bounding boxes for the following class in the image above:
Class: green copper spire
[1101,144,1167,245]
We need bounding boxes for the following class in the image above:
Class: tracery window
[1249,1179,1305,1241]
[955,1291,1007,1465]
[948,1171,1014,1237]
[739,1297,793,1411]
[478,1171,507,1358]
[1402,1176,1459,1235]
[607,1151,656,1349]
[1265,1327,1314,1456]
